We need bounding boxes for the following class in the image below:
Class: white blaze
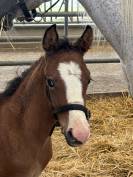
[58,62,89,143]
[58,61,83,104]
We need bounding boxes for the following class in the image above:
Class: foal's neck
[13,58,54,143]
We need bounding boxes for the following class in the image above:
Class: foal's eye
[47,79,55,88]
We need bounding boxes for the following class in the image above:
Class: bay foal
[0,24,93,177]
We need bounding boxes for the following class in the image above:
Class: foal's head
[43,25,93,147]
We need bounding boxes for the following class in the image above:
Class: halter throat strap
[17,0,37,22]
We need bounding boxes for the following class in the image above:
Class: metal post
[64,0,69,37]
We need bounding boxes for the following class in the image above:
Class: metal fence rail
[14,0,89,24]
[13,0,92,37]
[0,0,105,42]
[0,58,120,66]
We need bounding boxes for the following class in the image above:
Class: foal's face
[43,25,93,147]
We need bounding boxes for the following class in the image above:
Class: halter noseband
[53,104,90,120]
[45,77,91,136]
[46,81,91,121]
[17,0,37,22]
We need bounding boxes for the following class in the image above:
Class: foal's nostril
[67,129,73,139]
[65,129,82,147]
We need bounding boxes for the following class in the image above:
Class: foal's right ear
[74,25,93,53]
[42,24,59,51]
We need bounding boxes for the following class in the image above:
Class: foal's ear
[42,24,59,51]
[74,25,93,53]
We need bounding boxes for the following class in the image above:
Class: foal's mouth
[64,130,83,147]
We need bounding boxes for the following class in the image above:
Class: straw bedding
[40,96,133,177]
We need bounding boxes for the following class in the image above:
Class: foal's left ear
[42,24,59,51]
[74,25,93,53]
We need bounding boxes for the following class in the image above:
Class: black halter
[49,103,91,136]
[17,0,37,22]
[53,104,90,120]
[45,80,91,135]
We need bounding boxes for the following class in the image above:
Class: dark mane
[0,60,40,100]
[0,68,30,99]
